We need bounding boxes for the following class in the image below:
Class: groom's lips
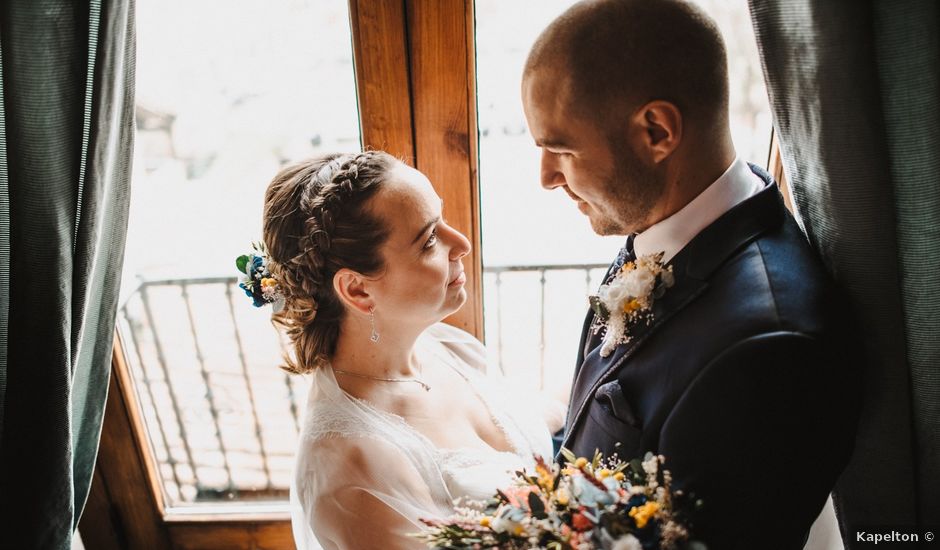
[564,187,589,213]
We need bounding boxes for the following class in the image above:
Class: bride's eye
[423,229,438,250]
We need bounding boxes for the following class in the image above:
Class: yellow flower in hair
[261,277,278,287]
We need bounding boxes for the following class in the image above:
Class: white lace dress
[289,323,553,550]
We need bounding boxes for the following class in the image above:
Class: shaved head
[524,0,729,131]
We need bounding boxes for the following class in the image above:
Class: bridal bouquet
[417,450,704,550]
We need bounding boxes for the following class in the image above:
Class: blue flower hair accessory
[236,241,285,313]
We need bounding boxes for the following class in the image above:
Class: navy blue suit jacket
[559,165,861,549]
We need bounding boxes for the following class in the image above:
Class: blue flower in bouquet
[572,473,617,507]
[626,493,649,510]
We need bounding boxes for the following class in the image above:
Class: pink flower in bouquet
[501,484,536,508]
[572,508,594,532]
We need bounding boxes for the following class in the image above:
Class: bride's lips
[448,271,466,287]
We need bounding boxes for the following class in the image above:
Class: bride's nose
[444,224,471,260]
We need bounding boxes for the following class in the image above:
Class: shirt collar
[633,157,767,263]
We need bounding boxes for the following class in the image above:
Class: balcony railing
[117,263,608,505]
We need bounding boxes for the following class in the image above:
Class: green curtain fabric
[0,0,135,547]
[748,0,940,543]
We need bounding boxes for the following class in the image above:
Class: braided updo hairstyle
[263,151,395,374]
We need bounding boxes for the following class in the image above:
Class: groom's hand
[658,331,861,550]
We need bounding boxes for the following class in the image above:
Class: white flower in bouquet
[612,534,643,550]
[489,506,525,534]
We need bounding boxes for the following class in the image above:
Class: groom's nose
[540,150,566,190]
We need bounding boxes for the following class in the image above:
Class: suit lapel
[562,261,708,450]
[571,245,633,381]
[561,168,788,452]
[566,260,620,420]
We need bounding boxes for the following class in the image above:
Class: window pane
[118,0,360,508]
[475,0,772,401]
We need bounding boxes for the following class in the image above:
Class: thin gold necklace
[332,368,431,392]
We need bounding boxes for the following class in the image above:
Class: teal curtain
[0,0,135,547]
[749,0,939,543]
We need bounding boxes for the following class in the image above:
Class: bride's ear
[333,268,373,315]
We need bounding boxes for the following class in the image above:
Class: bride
[261,150,558,549]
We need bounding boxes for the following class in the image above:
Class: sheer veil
[289,323,551,550]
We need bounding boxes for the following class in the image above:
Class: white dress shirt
[632,157,767,263]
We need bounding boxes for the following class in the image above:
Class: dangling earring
[369,306,380,343]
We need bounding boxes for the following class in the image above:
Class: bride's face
[366,162,471,326]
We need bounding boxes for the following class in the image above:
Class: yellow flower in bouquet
[629,501,661,529]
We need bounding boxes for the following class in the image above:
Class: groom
[522,1,861,548]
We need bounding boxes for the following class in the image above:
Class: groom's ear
[632,100,682,164]
[333,268,373,315]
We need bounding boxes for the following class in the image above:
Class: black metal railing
[117,263,607,504]
[482,264,608,385]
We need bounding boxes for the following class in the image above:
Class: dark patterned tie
[605,234,637,285]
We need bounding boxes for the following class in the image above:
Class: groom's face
[522,71,664,236]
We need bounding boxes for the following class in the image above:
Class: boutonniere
[589,252,675,357]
